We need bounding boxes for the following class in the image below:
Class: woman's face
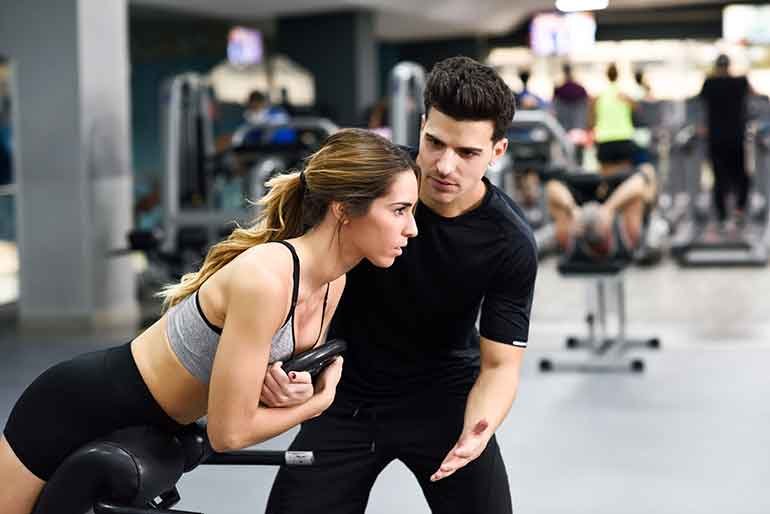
[344,170,419,268]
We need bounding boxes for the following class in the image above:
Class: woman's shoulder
[224,242,296,296]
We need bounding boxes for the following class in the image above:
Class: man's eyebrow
[425,132,483,153]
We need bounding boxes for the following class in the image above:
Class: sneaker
[734,210,747,229]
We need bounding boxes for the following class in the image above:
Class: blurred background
[2,1,770,513]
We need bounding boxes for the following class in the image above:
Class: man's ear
[492,137,509,161]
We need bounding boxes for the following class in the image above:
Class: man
[698,54,752,227]
[232,90,293,148]
[264,56,537,514]
[243,89,290,126]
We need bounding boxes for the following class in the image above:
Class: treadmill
[672,96,770,267]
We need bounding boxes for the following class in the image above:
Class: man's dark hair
[423,56,516,142]
[716,53,730,69]
[607,63,619,82]
[247,90,267,105]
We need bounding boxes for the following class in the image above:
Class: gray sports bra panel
[164,241,328,384]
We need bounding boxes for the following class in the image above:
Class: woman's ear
[331,201,349,225]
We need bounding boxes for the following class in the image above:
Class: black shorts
[266,391,513,514]
[3,342,183,481]
[597,139,636,164]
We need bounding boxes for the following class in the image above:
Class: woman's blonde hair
[158,128,419,309]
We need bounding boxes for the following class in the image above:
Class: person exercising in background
[547,65,656,262]
[232,90,294,148]
[266,56,537,514]
[516,69,546,110]
[699,54,753,228]
[545,162,657,261]
[0,129,419,514]
[590,63,638,175]
[244,90,290,126]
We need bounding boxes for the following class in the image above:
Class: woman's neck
[288,219,361,291]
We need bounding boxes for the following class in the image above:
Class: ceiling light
[555,0,608,12]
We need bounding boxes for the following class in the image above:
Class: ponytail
[157,171,305,310]
[157,128,418,311]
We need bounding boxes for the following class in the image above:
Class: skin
[0,170,418,514]
[264,107,529,482]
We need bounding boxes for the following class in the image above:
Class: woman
[0,128,420,514]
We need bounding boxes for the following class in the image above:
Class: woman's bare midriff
[130,316,210,425]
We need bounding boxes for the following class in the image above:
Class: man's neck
[421,180,487,218]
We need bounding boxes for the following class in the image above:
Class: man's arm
[430,339,525,482]
[466,338,525,431]
[431,234,536,482]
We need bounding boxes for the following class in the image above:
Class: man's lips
[430,176,456,187]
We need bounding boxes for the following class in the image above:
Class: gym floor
[1,257,769,514]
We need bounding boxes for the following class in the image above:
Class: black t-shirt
[699,76,750,143]
[328,175,538,402]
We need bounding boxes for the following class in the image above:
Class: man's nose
[436,149,458,176]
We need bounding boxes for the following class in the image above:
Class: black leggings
[709,138,749,221]
[3,342,183,481]
[266,393,513,514]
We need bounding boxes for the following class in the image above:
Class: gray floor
[2,258,770,513]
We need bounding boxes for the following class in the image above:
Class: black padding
[557,258,626,275]
[127,230,161,251]
[176,227,208,250]
[32,426,185,514]
[283,339,347,378]
[175,422,214,472]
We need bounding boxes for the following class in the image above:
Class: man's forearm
[463,364,520,436]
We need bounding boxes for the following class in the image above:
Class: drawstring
[352,405,376,453]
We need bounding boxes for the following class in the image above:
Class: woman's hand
[312,356,344,413]
[260,362,314,407]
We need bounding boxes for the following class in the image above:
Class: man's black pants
[708,138,749,221]
[265,392,513,514]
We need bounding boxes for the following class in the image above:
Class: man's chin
[421,189,456,205]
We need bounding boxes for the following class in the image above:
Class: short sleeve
[479,241,538,347]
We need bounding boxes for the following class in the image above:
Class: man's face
[416,107,508,217]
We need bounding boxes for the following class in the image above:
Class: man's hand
[259,362,314,407]
[430,419,490,482]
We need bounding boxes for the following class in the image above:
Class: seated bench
[539,256,660,373]
[31,421,313,514]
